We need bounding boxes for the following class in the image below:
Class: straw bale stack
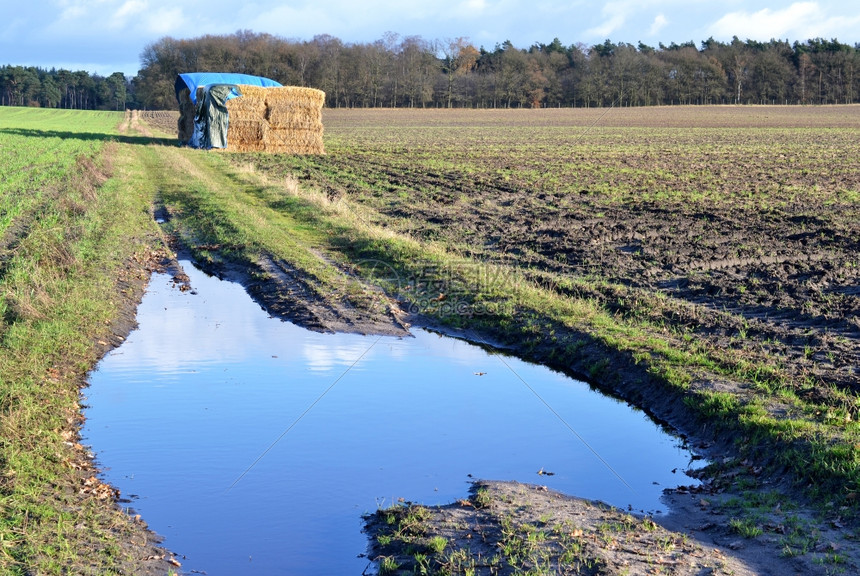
[227,85,325,154]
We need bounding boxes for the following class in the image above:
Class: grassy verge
[151,147,402,326]
[0,109,171,573]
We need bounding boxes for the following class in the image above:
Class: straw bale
[264,86,325,109]
[264,127,325,155]
[235,84,271,101]
[227,119,269,153]
[261,86,324,153]
[224,85,270,121]
[265,104,324,130]
[225,99,266,117]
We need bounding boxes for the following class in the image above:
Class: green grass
[0,108,166,573]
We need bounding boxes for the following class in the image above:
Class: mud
[174,241,411,338]
[293,156,859,397]
[366,477,860,576]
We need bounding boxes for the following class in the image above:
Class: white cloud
[55,0,114,20]
[708,2,860,41]
[649,14,668,36]
[585,2,628,38]
[110,0,147,30]
[38,0,184,45]
[143,6,186,35]
[59,4,87,20]
[453,0,490,18]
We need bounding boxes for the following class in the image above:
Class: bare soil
[365,480,842,576]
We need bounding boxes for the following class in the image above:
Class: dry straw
[228,84,325,154]
[225,85,267,119]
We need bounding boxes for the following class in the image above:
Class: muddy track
[141,108,860,574]
[159,224,411,338]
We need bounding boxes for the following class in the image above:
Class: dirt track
[141,107,860,575]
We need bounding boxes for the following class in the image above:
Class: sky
[2,0,859,77]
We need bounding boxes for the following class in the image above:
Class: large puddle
[83,261,699,574]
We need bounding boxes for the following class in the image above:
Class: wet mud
[300,154,859,396]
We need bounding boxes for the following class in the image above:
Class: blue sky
[2,0,859,76]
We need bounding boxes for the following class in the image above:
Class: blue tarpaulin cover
[175,72,283,149]
[175,72,283,104]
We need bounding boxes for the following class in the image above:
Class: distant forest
[3,31,860,110]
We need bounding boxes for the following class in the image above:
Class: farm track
[140,107,860,574]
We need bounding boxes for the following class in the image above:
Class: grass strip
[152,147,397,317]
[0,109,168,574]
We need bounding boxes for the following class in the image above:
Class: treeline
[136,32,860,109]
[0,66,130,110]
[4,31,860,111]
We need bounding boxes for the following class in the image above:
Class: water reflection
[84,261,698,575]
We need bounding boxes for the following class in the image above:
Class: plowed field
[243,106,859,401]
